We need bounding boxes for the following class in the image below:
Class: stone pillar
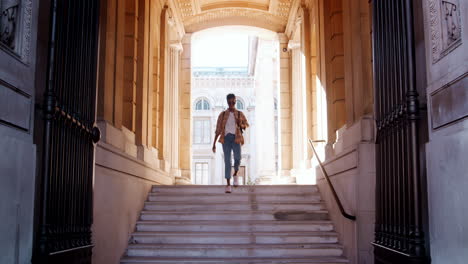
[214,106,225,185]
[277,33,293,182]
[163,41,183,179]
[288,39,309,182]
[254,40,277,184]
[247,105,256,184]
[179,34,192,184]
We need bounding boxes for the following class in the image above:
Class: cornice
[170,0,297,33]
[285,0,301,38]
[167,0,186,39]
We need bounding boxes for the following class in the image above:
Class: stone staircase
[120,185,348,264]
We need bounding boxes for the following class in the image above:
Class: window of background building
[236,99,244,110]
[194,119,210,144]
[194,162,209,184]
[195,98,210,110]
[275,117,278,144]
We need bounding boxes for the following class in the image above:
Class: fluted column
[288,40,309,181]
[254,39,277,184]
[164,41,183,178]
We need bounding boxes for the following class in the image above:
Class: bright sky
[192,32,249,68]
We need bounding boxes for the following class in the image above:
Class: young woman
[212,93,249,193]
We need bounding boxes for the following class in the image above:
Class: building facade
[191,37,280,185]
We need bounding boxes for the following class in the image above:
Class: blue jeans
[222,133,241,180]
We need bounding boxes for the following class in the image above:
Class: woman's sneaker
[233,176,239,187]
[225,185,232,193]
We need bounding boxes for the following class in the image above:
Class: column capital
[169,41,183,51]
[295,7,304,26]
[287,40,301,50]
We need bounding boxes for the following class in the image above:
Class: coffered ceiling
[174,0,300,33]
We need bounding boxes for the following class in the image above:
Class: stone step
[135,220,335,233]
[144,201,326,211]
[130,231,339,244]
[139,210,329,221]
[126,244,344,258]
[147,193,322,203]
[151,185,319,194]
[121,256,349,264]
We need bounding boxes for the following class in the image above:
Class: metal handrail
[308,139,356,221]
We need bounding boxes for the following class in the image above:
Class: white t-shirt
[225,112,236,135]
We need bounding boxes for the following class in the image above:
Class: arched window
[236,99,244,110]
[195,98,210,110]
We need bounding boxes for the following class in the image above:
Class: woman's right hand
[212,145,216,153]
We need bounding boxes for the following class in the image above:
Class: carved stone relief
[0,0,19,50]
[430,0,462,63]
[0,0,32,62]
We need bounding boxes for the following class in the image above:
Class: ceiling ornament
[174,0,296,33]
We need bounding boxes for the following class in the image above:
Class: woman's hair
[226,93,236,101]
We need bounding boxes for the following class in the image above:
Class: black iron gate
[372,0,428,263]
[34,0,100,263]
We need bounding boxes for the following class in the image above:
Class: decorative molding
[167,0,186,39]
[169,41,183,51]
[193,75,254,90]
[269,0,279,13]
[284,0,301,38]
[201,2,269,12]
[429,0,462,63]
[184,8,285,32]
[276,0,293,19]
[0,0,20,50]
[0,0,32,63]
[174,0,295,33]
[21,0,32,63]
[430,73,468,129]
[0,79,31,131]
[295,6,304,26]
[191,0,201,14]
[178,0,195,18]
[287,40,300,50]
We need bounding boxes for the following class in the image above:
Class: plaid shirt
[215,109,249,145]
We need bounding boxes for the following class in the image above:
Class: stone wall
[316,117,376,264]
[0,0,40,262]
[422,0,468,263]
[93,0,180,261]
[309,0,375,262]
[92,122,174,263]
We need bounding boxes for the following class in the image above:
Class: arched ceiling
[174,0,300,33]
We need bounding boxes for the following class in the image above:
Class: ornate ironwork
[372,0,429,263]
[34,0,100,263]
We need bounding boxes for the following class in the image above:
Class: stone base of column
[175,169,191,185]
[275,170,295,184]
[255,170,276,185]
[137,145,160,168]
[171,168,182,177]
[175,175,191,185]
[160,160,171,173]
[290,168,314,184]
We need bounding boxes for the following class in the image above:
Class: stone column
[163,41,183,179]
[288,39,309,182]
[254,40,277,184]
[277,33,293,182]
[179,34,192,184]
[247,105,256,184]
[214,106,224,185]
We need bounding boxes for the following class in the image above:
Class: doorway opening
[190,26,281,185]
